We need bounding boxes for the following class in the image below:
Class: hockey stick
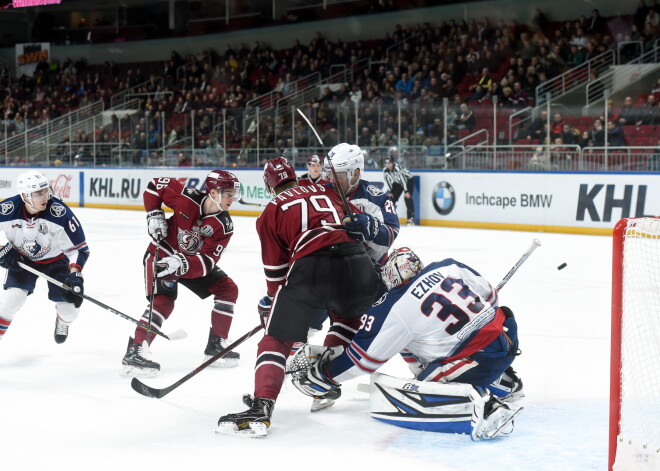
[238,197,266,208]
[17,261,187,341]
[494,238,541,293]
[130,324,264,399]
[296,108,355,222]
[146,237,161,341]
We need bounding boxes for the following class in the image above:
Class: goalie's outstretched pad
[369,373,522,439]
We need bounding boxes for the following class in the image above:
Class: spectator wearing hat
[297,155,328,186]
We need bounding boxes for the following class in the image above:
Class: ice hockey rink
[0,207,611,471]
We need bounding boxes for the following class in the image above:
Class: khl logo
[432,181,455,215]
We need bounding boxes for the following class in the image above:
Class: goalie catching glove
[147,209,168,241]
[290,345,341,399]
[155,253,189,279]
[342,212,380,242]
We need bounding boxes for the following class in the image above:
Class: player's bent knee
[0,288,29,319]
[56,302,79,323]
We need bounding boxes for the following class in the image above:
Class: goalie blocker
[369,373,523,441]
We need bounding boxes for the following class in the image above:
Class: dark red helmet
[263,156,297,194]
[205,170,240,194]
[307,154,322,165]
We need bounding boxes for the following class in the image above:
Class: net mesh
[619,218,660,450]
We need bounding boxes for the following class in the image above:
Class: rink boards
[1,167,658,235]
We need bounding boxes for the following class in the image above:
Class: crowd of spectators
[1,2,659,168]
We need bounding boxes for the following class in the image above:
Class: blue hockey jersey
[347,179,399,265]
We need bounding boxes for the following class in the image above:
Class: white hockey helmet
[17,171,52,209]
[382,247,424,290]
[326,143,364,194]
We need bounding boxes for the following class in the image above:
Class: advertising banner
[2,167,658,235]
[15,42,50,78]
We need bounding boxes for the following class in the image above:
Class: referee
[383,158,415,225]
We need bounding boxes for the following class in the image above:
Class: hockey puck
[557,263,567,270]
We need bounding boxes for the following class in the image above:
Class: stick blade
[131,377,166,399]
[166,328,188,341]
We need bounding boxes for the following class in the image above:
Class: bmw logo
[432,181,455,215]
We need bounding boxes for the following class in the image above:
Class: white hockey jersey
[0,195,89,269]
[326,259,505,383]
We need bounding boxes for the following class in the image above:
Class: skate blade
[215,422,268,438]
[121,365,159,378]
[205,356,239,368]
[487,407,524,439]
[311,398,335,412]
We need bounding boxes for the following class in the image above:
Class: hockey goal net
[610,217,660,471]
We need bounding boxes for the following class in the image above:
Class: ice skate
[122,337,160,377]
[54,317,69,344]
[216,397,275,438]
[204,329,239,368]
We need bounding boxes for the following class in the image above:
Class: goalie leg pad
[369,373,522,439]
[369,373,477,435]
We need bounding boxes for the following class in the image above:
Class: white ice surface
[0,208,611,471]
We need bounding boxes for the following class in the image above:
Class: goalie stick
[17,261,187,341]
[494,238,541,293]
[131,324,264,399]
[296,108,355,223]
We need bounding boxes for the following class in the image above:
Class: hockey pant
[389,183,415,220]
[134,251,238,345]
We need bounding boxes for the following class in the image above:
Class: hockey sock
[253,335,293,401]
[210,299,235,339]
[0,316,11,339]
[135,295,173,345]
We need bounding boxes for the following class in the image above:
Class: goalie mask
[263,156,297,195]
[382,247,424,290]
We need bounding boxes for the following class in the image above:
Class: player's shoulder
[208,210,234,235]
[357,179,386,198]
[0,195,23,220]
[181,186,205,204]
[45,197,75,221]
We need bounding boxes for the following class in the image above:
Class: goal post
[610,217,660,471]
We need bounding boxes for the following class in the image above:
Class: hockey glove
[146,209,168,241]
[291,347,340,399]
[257,295,273,329]
[342,212,380,242]
[0,244,24,272]
[63,272,84,308]
[155,253,189,279]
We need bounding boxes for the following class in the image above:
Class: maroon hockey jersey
[256,183,358,297]
[143,177,233,279]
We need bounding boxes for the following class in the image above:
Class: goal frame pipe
[609,218,626,471]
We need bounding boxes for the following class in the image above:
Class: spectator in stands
[638,95,659,125]
[618,96,641,126]
[455,102,475,131]
[652,78,660,100]
[586,9,607,35]
[510,81,528,108]
[177,152,191,167]
[526,110,548,141]
[567,44,584,66]
[560,123,581,145]
[607,120,627,147]
[589,119,605,146]
[635,1,650,30]
[570,28,588,49]
[395,72,414,95]
[551,113,566,137]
